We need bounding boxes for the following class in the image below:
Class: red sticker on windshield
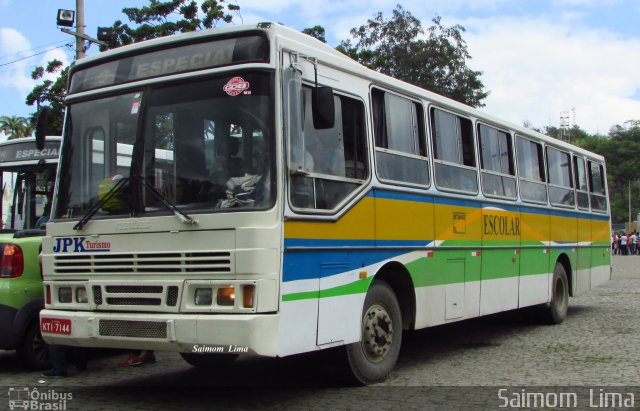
[223,77,251,96]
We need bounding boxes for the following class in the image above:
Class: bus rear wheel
[539,262,569,324]
[180,353,238,368]
[345,281,402,385]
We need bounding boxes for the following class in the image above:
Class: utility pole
[57,0,106,60]
[75,0,85,60]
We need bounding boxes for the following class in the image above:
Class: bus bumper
[39,309,279,356]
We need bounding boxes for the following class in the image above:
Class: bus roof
[70,23,604,163]
[0,136,61,169]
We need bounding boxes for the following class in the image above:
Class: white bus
[40,23,610,384]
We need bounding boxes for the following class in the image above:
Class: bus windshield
[54,71,275,221]
[0,138,59,231]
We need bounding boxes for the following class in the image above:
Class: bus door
[10,173,33,229]
[8,169,55,230]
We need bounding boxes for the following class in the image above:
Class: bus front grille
[99,319,167,339]
[91,284,181,309]
[53,251,233,275]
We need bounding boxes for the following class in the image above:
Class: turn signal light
[243,284,255,308]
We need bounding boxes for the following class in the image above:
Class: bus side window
[516,136,548,204]
[546,146,575,208]
[431,107,478,194]
[372,88,429,186]
[573,156,590,210]
[478,123,516,199]
[588,160,607,211]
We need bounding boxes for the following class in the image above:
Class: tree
[25,60,68,136]
[302,26,326,43]
[0,115,34,139]
[576,120,640,223]
[99,0,241,50]
[25,0,241,134]
[337,5,488,107]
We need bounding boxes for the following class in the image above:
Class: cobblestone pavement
[1,255,639,410]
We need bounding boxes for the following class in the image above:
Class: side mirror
[35,107,50,150]
[312,87,335,129]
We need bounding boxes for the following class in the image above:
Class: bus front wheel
[540,262,569,324]
[345,280,402,385]
[17,323,50,370]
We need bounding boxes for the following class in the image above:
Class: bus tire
[180,353,238,368]
[541,262,569,324]
[345,280,402,385]
[17,323,50,370]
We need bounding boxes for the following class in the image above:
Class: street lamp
[56,1,106,60]
[56,9,75,27]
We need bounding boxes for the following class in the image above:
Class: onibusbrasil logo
[8,387,73,410]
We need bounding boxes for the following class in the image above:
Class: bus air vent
[99,319,167,339]
[167,286,179,306]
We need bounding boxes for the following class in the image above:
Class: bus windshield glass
[54,71,275,221]
[0,138,59,231]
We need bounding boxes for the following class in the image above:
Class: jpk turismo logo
[53,237,111,253]
[8,387,72,410]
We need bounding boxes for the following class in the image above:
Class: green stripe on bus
[283,276,374,301]
[282,253,611,302]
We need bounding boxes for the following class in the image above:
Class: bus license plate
[41,318,72,335]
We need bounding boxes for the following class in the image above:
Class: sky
[0,0,639,139]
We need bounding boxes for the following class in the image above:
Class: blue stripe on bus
[282,249,405,282]
[285,239,375,248]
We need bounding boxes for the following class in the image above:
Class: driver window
[289,88,368,210]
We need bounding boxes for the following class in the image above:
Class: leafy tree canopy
[25,59,67,136]
[560,120,640,224]
[302,26,326,43]
[0,115,34,139]
[333,5,488,107]
[99,0,241,50]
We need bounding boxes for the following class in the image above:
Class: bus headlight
[76,287,88,303]
[216,285,235,306]
[195,288,213,305]
[58,287,72,303]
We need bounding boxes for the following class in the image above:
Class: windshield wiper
[132,174,198,225]
[73,177,129,231]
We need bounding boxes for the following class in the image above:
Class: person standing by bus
[620,233,627,255]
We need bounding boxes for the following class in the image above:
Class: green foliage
[99,0,241,50]
[25,59,67,135]
[302,26,326,43]
[0,115,34,139]
[574,120,640,223]
[335,5,488,107]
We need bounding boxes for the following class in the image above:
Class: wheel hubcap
[361,303,394,363]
